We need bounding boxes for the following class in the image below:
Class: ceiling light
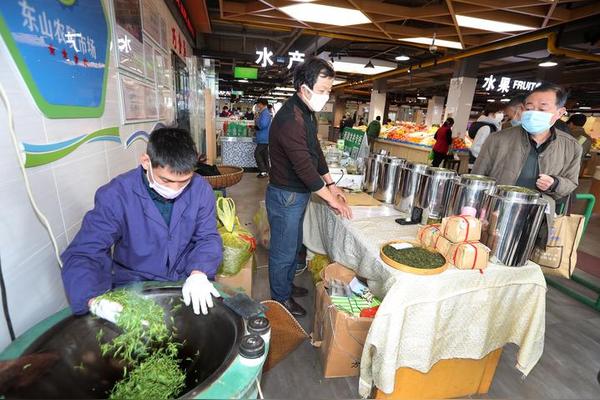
[417,96,427,100]
[274,87,295,92]
[279,4,370,26]
[398,37,463,49]
[500,98,511,103]
[237,79,249,83]
[364,60,375,69]
[395,55,410,61]
[333,78,346,85]
[331,58,395,76]
[456,15,533,33]
[539,60,558,67]
[579,106,591,110]
[487,99,496,102]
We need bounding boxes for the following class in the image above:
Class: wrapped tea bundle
[448,241,490,270]
[440,215,482,243]
[431,231,452,259]
[417,224,440,248]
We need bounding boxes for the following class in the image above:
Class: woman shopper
[431,118,454,167]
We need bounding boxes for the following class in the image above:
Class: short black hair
[507,94,526,108]
[147,128,198,173]
[267,104,273,109]
[223,105,228,109]
[256,98,268,106]
[376,116,381,121]
[483,102,501,115]
[567,113,587,127]
[529,82,568,107]
[445,117,454,126]
[293,57,335,91]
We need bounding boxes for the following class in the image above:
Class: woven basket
[203,165,244,189]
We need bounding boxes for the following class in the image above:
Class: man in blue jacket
[254,98,272,178]
[61,128,223,319]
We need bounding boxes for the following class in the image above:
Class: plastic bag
[308,254,331,283]
[217,198,256,276]
[253,200,270,249]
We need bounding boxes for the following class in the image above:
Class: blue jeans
[266,185,311,302]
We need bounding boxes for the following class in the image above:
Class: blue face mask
[521,110,554,135]
[510,119,521,127]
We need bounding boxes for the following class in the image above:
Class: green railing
[546,193,599,311]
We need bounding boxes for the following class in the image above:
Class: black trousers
[431,150,447,167]
[255,144,270,173]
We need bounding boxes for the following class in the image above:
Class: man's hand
[328,184,347,203]
[328,197,353,219]
[182,271,221,315]
[89,298,123,324]
[536,174,555,192]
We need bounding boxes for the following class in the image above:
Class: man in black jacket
[267,58,352,317]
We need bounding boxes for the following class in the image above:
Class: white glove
[89,298,123,324]
[182,273,221,315]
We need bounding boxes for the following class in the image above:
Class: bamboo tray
[380,240,449,276]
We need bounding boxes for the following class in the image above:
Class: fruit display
[592,138,600,152]
[379,121,471,151]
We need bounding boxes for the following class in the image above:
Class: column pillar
[443,58,480,137]
[369,79,387,124]
[425,96,445,126]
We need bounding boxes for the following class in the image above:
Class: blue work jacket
[255,107,272,144]
[61,166,223,315]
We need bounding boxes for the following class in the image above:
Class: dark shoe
[278,298,306,317]
[292,284,308,297]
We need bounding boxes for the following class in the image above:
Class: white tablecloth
[302,198,547,397]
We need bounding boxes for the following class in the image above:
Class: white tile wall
[0,0,196,351]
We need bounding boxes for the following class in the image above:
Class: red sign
[173,0,195,38]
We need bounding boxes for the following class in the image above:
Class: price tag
[391,242,413,250]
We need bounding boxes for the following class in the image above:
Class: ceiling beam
[351,0,451,19]
[453,7,543,28]
[347,0,394,41]
[445,0,465,49]
[541,1,558,28]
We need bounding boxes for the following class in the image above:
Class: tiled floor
[227,173,600,399]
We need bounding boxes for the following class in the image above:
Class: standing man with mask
[254,98,272,178]
[502,94,526,129]
[473,83,582,199]
[268,58,352,317]
[62,128,223,320]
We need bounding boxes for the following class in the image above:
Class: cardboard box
[216,257,253,296]
[312,263,374,378]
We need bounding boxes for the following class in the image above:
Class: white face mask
[147,166,189,200]
[302,84,329,112]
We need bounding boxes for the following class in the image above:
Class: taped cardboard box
[312,263,374,378]
[216,256,253,296]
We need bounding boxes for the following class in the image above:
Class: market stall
[374,122,471,173]
[304,198,546,398]
[216,117,258,168]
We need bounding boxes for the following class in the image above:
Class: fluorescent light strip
[456,15,533,33]
[500,98,511,102]
[579,106,591,110]
[398,37,463,49]
[279,4,370,26]
[274,87,296,92]
[332,60,395,76]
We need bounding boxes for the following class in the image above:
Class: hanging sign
[480,74,541,94]
[255,48,305,69]
[0,0,110,118]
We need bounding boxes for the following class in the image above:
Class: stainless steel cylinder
[393,162,429,214]
[480,185,548,267]
[374,157,406,203]
[417,167,457,222]
[362,154,387,193]
[446,174,497,217]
